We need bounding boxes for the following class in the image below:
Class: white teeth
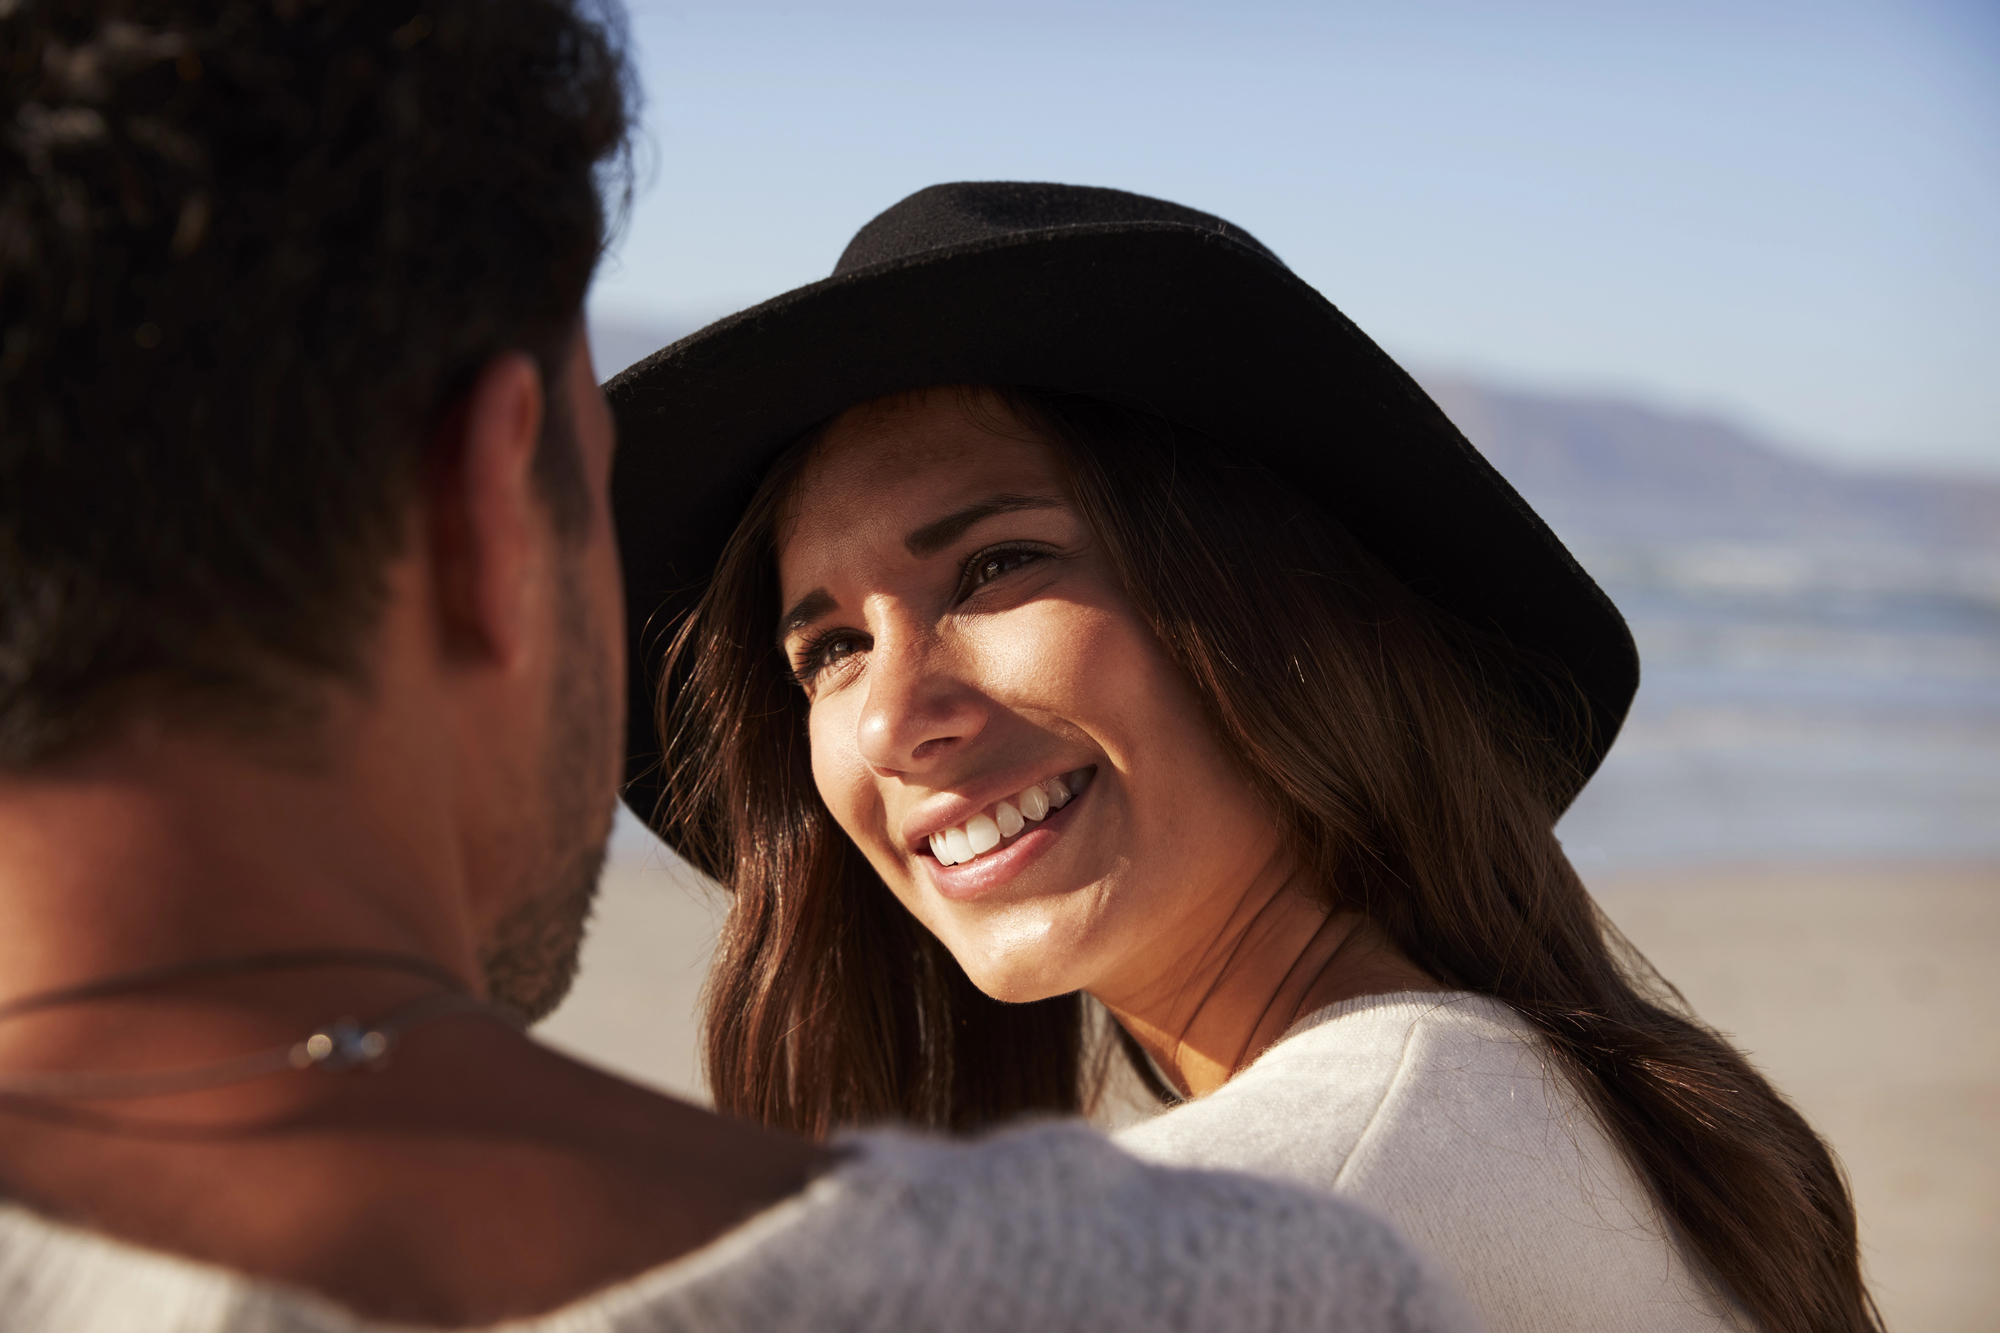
[965,813,1002,855]
[928,769,1095,868]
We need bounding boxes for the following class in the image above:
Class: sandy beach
[1591,863,2000,1333]
[540,855,1999,1333]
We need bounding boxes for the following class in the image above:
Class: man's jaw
[477,843,602,1024]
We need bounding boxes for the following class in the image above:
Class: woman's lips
[921,767,1095,902]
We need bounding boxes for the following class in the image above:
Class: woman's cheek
[809,703,888,861]
[978,597,1136,715]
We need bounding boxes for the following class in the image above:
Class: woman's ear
[424,351,548,666]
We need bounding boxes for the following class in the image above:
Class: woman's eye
[967,546,1043,589]
[793,632,866,687]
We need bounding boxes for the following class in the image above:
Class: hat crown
[834,180,1285,276]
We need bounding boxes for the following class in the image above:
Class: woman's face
[775,388,1287,1005]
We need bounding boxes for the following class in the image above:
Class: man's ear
[426,352,547,665]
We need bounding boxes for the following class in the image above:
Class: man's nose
[855,626,988,775]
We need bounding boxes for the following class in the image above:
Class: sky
[586,0,2000,477]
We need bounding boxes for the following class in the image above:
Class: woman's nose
[854,629,988,775]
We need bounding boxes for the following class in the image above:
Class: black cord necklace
[0,948,519,1102]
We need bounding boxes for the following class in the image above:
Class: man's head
[1,0,633,1016]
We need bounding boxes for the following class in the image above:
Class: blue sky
[587,0,2000,476]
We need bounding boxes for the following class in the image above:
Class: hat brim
[607,221,1636,831]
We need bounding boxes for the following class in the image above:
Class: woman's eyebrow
[776,587,837,650]
[777,493,1064,648]
[903,492,1064,558]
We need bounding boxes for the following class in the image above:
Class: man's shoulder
[0,1202,354,1333]
[591,1120,1477,1333]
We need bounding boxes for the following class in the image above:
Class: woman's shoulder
[1115,993,1747,1333]
[1113,987,1628,1230]
[1280,989,1536,1052]
[1114,990,1534,1181]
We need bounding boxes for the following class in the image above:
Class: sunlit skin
[778,387,1436,1097]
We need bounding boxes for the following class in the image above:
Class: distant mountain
[1420,376,2000,553]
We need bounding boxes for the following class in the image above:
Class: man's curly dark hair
[0,0,633,765]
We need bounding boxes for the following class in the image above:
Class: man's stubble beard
[478,551,615,1024]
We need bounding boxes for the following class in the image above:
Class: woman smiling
[762,388,1440,1092]
[607,183,1878,1333]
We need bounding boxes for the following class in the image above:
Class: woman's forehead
[785,388,1065,527]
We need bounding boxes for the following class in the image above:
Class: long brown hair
[658,385,1879,1333]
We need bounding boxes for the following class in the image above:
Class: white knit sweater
[1116,992,1751,1333]
[0,1120,1478,1333]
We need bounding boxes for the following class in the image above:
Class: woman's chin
[966,968,1072,1005]
[947,917,1090,1005]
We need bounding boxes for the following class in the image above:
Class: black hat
[607,181,1637,827]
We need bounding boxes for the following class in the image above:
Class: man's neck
[0,717,474,1005]
[1098,856,1439,1100]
